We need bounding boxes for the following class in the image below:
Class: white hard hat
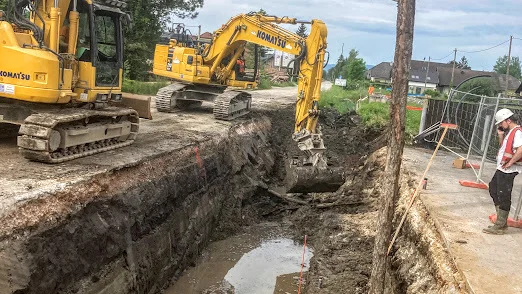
[495,108,514,125]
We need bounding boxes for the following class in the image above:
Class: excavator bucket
[285,131,346,193]
[121,93,153,119]
[285,164,345,193]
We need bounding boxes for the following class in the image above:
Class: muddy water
[165,222,313,294]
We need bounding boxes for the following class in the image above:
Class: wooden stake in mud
[387,123,457,255]
[368,0,416,293]
[297,235,308,294]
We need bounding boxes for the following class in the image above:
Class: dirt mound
[258,106,386,184]
[319,108,386,167]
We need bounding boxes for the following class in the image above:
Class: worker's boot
[483,209,509,235]
[487,205,500,228]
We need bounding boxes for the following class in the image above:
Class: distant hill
[323,64,374,72]
[324,64,335,72]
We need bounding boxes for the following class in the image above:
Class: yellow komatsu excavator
[0,0,149,163]
[152,13,344,193]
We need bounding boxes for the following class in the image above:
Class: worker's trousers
[489,169,518,211]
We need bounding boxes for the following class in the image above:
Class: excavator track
[213,90,252,120]
[17,107,139,163]
[155,83,187,112]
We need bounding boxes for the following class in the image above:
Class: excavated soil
[244,106,467,294]
[0,98,467,293]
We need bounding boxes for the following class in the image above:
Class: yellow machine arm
[203,13,328,166]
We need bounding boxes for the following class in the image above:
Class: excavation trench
[0,107,467,294]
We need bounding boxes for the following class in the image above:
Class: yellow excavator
[152,13,344,192]
[0,0,149,163]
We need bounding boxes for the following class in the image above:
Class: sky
[170,0,522,71]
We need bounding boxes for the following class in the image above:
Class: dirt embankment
[0,116,278,294]
[254,106,467,293]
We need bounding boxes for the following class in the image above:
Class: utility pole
[449,48,457,90]
[368,0,416,293]
[423,56,431,91]
[419,56,430,134]
[505,35,513,92]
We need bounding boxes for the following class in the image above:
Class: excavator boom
[153,13,345,193]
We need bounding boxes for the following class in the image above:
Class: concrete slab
[403,147,522,294]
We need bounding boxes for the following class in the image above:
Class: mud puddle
[165,222,312,294]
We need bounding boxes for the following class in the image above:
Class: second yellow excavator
[152,13,344,193]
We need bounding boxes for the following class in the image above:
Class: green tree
[330,54,346,80]
[296,23,308,38]
[341,49,366,82]
[345,58,366,81]
[457,56,471,69]
[0,0,6,11]
[124,0,204,80]
[346,49,358,64]
[456,77,498,101]
[494,55,522,79]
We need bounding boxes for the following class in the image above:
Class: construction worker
[236,55,246,79]
[484,108,522,234]
[59,21,70,53]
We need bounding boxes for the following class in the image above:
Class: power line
[458,39,510,54]
[431,52,453,61]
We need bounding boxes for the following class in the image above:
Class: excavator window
[93,11,123,87]
[77,12,91,61]
[95,15,117,61]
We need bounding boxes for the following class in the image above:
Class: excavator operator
[59,20,70,53]
[235,55,246,80]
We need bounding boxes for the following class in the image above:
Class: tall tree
[341,49,366,82]
[331,54,346,80]
[368,0,416,293]
[296,23,308,38]
[457,56,471,69]
[0,0,6,11]
[124,0,204,80]
[345,58,366,81]
[494,55,522,79]
[346,49,359,64]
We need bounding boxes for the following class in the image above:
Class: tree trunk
[368,0,416,293]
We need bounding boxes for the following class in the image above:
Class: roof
[200,32,213,39]
[516,83,522,94]
[368,62,393,79]
[410,60,453,71]
[437,67,521,91]
[494,73,521,91]
[367,59,521,90]
[409,68,439,84]
[438,67,494,87]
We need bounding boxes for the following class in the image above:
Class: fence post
[466,95,485,161]
[419,96,429,134]
[476,94,501,183]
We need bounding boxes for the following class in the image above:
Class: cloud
[169,0,522,71]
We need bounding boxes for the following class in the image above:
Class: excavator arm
[203,13,329,168]
[202,13,342,192]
